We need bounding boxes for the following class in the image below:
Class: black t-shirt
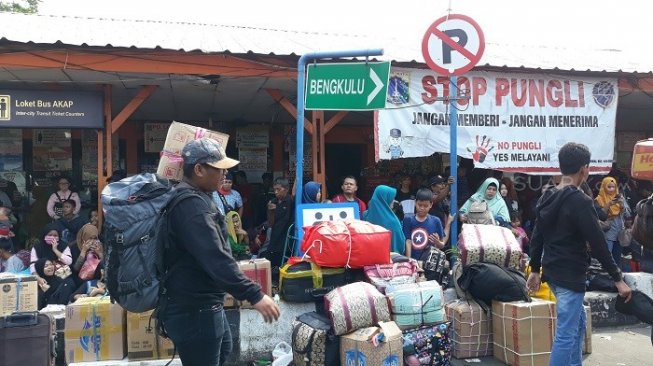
[395,190,414,202]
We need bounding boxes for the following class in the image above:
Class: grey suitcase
[0,312,55,366]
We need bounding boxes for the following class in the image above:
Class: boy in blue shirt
[403,188,453,260]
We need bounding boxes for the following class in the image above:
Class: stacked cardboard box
[492,299,556,366]
[64,297,126,363]
[0,274,38,316]
[157,121,230,181]
[127,311,175,360]
[225,258,272,308]
[446,299,493,359]
[340,321,403,365]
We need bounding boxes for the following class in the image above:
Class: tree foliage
[0,0,40,13]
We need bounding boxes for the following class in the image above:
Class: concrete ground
[452,323,652,366]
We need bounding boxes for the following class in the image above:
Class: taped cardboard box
[225,258,272,308]
[127,311,175,360]
[340,321,403,366]
[65,297,126,363]
[156,121,230,181]
[0,273,38,316]
[445,299,493,359]
[492,299,556,366]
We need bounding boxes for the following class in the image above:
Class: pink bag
[79,252,100,280]
[363,260,418,293]
[301,220,391,268]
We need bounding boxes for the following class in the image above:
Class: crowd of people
[0,138,651,365]
[1,155,651,309]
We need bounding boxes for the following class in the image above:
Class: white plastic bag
[271,341,292,365]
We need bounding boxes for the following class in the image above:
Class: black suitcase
[0,312,55,366]
[292,312,340,366]
[280,261,347,303]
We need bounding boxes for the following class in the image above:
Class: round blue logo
[592,81,615,108]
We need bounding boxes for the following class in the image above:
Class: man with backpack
[526,142,631,366]
[159,138,280,366]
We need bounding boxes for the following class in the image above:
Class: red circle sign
[421,14,485,76]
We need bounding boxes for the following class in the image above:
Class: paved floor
[452,323,652,366]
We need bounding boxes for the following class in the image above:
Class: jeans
[549,283,586,366]
[607,240,623,269]
[160,303,232,366]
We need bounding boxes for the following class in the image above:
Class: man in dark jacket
[160,138,280,366]
[527,142,631,366]
[262,177,294,267]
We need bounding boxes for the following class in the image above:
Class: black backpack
[457,262,530,310]
[102,173,199,313]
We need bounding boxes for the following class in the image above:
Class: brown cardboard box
[583,305,592,354]
[445,299,493,359]
[225,258,272,308]
[65,297,126,363]
[0,274,38,316]
[340,321,403,366]
[492,299,556,366]
[157,121,230,181]
[127,311,175,360]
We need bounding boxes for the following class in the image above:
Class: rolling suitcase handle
[4,311,39,328]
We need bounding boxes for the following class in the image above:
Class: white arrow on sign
[367,68,384,105]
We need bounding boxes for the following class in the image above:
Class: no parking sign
[422,14,485,76]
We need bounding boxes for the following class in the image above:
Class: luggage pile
[289,219,454,365]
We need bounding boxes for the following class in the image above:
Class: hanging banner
[0,90,103,128]
[238,148,268,183]
[376,67,618,174]
[144,123,170,152]
[32,129,72,171]
[0,129,22,171]
[236,126,270,149]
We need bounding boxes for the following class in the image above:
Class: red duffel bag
[301,219,392,268]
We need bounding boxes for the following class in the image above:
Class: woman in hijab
[596,176,631,266]
[69,223,103,285]
[459,177,511,224]
[34,258,76,308]
[363,185,407,255]
[302,181,322,204]
[31,222,72,287]
[225,211,252,260]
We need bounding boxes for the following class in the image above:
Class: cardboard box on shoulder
[445,299,493,359]
[340,321,403,366]
[492,299,556,366]
[127,311,175,360]
[0,273,38,316]
[225,258,272,308]
[64,297,126,363]
[156,121,230,181]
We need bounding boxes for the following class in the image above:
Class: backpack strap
[216,191,232,213]
[54,192,62,201]
[154,188,202,338]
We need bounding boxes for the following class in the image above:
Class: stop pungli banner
[375,67,618,174]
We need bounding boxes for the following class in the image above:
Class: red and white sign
[375,67,619,175]
[422,14,485,76]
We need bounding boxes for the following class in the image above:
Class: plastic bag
[271,341,292,366]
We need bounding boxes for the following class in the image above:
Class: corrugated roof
[0,12,650,74]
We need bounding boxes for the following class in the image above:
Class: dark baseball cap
[181,138,239,169]
[430,175,446,186]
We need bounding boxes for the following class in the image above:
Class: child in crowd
[402,188,453,260]
[71,269,108,302]
[510,212,530,254]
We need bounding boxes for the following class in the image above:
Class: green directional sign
[305,61,390,110]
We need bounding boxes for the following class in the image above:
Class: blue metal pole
[449,76,459,261]
[295,49,383,254]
